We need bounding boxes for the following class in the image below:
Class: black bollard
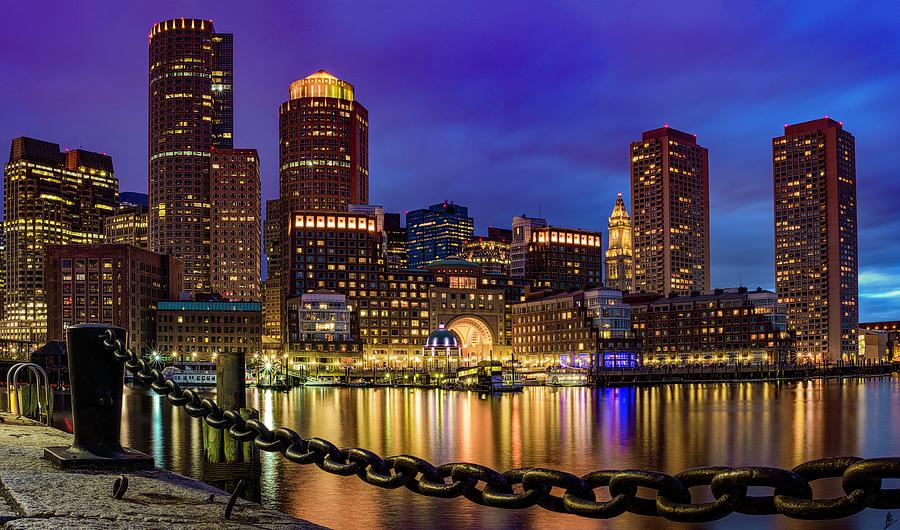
[44,324,154,470]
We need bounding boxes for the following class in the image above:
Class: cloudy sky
[2,1,898,320]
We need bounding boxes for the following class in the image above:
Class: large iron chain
[104,330,900,522]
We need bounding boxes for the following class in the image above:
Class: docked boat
[456,361,523,392]
[304,377,340,387]
[161,361,217,387]
[545,370,589,387]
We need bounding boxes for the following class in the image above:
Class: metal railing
[5,362,51,425]
[71,327,900,521]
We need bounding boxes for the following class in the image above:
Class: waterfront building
[104,204,149,249]
[773,118,858,362]
[45,244,182,353]
[1,137,118,343]
[210,148,261,301]
[406,202,474,269]
[525,225,603,291]
[149,19,233,295]
[279,70,368,212]
[462,235,510,275]
[605,193,634,292]
[360,268,436,367]
[858,329,890,362]
[859,322,899,361]
[286,289,362,367]
[628,287,793,365]
[511,287,639,370]
[425,258,507,363]
[510,215,547,278]
[384,213,408,270]
[511,290,597,369]
[155,300,262,360]
[630,126,710,296]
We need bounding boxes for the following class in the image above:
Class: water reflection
[111,377,900,528]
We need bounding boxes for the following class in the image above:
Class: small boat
[456,361,523,393]
[545,370,589,387]
[304,377,340,387]
[161,361,217,387]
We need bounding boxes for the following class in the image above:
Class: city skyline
[1,2,899,320]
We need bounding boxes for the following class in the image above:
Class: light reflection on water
[116,377,900,529]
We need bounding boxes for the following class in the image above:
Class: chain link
[104,330,900,522]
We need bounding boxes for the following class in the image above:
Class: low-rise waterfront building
[286,289,362,367]
[629,287,793,365]
[155,300,262,360]
[859,321,899,361]
[511,287,639,369]
[45,244,181,353]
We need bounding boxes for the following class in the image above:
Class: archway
[446,316,495,362]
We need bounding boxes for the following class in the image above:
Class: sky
[1,1,899,321]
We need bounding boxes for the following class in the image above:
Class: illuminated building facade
[149,19,232,294]
[210,148,261,301]
[462,236,510,275]
[45,244,182,353]
[1,137,118,343]
[104,204,149,249]
[156,300,261,359]
[279,70,369,212]
[286,289,362,366]
[629,287,792,365]
[211,33,234,149]
[426,259,507,363]
[630,126,710,296]
[510,215,547,277]
[262,198,283,345]
[384,212,408,270]
[512,288,639,370]
[287,212,383,298]
[0,227,5,320]
[406,202,474,269]
[860,322,899,361]
[773,118,858,362]
[605,193,634,292]
[525,226,603,291]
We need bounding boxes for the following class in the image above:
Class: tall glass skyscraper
[148,19,233,294]
[406,202,475,269]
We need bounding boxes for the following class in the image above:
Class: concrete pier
[0,413,322,529]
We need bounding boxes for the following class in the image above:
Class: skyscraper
[1,137,118,343]
[406,202,474,268]
[149,19,233,294]
[210,148,261,301]
[268,70,369,346]
[605,193,634,292]
[630,126,710,296]
[773,118,858,361]
[278,70,369,212]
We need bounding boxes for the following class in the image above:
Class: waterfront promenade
[0,412,320,529]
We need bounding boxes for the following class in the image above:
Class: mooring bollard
[44,324,154,469]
